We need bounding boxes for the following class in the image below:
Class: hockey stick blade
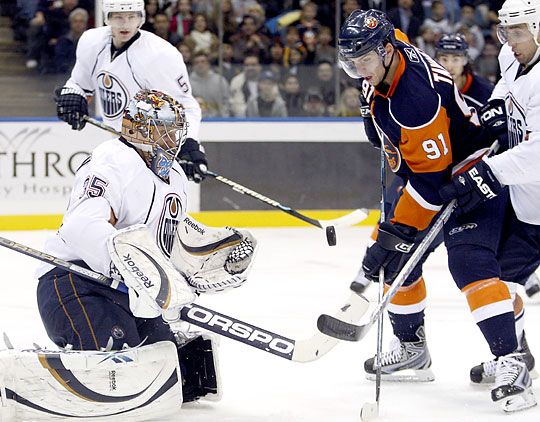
[317,314,369,342]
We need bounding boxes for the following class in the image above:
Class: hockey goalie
[0,89,257,421]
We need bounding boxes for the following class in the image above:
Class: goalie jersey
[64,26,201,137]
[36,138,189,279]
[484,43,540,225]
[370,41,492,230]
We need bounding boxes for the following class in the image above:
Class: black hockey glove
[479,99,509,151]
[359,93,381,149]
[178,138,208,183]
[362,222,418,283]
[54,86,88,131]
[439,160,503,217]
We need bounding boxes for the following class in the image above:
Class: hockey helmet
[103,0,145,27]
[338,9,396,79]
[497,0,540,46]
[122,90,188,180]
[436,33,469,55]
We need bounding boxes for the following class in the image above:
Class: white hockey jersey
[36,139,189,279]
[65,26,201,138]
[485,43,540,225]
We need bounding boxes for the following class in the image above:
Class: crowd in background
[5,0,504,118]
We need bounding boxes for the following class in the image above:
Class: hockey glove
[359,93,381,149]
[54,86,88,130]
[479,99,509,151]
[178,138,208,183]
[439,159,503,217]
[362,222,418,283]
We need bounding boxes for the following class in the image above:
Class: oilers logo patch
[158,193,182,257]
[97,72,129,119]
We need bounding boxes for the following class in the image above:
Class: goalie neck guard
[121,90,188,180]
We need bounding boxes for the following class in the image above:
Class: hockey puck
[325,226,337,246]
[360,402,378,421]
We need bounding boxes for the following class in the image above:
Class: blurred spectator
[154,12,182,45]
[283,26,306,65]
[210,0,238,42]
[268,42,285,81]
[282,74,305,117]
[230,54,262,117]
[220,43,241,82]
[303,87,327,117]
[190,52,231,116]
[297,1,321,38]
[141,0,159,32]
[284,47,310,86]
[169,0,193,39]
[454,25,480,61]
[246,2,268,36]
[415,24,437,58]
[246,70,287,117]
[315,26,335,63]
[313,61,336,106]
[474,37,500,84]
[422,1,452,37]
[11,0,38,42]
[332,87,361,117]
[184,13,219,61]
[54,7,87,73]
[231,0,261,23]
[343,0,360,21]
[229,15,270,63]
[454,5,485,59]
[387,0,422,40]
[177,42,193,71]
[303,30,318,64]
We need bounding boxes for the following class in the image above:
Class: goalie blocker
[0,336,220,421]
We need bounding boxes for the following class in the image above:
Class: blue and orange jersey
[370,41,493,231]
[461,72,494,113]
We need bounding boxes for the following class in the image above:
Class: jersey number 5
[422,133,448,160]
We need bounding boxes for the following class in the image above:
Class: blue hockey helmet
[435,33,469,55]
[338,9,396,79]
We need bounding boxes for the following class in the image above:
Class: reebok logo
[468,168,497,199]
[183,217,205,235]
[123,253,154,288]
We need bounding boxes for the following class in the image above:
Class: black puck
[326,226,337,246]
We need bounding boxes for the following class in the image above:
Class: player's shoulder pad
[77,26,111,52]
[138,30,181,60]
[90,139,142,177]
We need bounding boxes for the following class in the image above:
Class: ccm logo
[468,168,497,199]
[185,306,295,355]
[395,242,413,253]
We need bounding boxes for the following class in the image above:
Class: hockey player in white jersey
[55,0,207,183]
[441,0,540,412]
[20,90,258,419]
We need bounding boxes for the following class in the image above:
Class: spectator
[282,74,305,117]
[313,60,336,106]
[268,42,285,82]
[474,37,500,84]
[54,7,88,73]
[11,0,38,42]
[220,43,240,82]
[230,54,262,117]
[302,87,327,117]
[25,0,48,68]
[190,52,231,116]
[387,0,422,40]
[296,1,320,38]
[454,4,485,59]
[177,42,193,71]
[141,0,159,32]
[283,26,306,66]
[246,2,268,36]
[229,14,270,63]
[343,0,360,22]
[246,70,287,117]
[303,30,318,64]
[284,47,310,86]
[184,13,219,61]
[333,87,361,117]
[415,24,437,58]
[230,0,260,23]
[315,26,335,63]
[210,0,237,42]
[153,12,182,45]
[453,25,480,61]
[422,0,453,37]
[169,0,193,39]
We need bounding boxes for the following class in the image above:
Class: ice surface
[1,227,539,421]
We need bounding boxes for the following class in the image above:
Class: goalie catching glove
[170,216,258,293]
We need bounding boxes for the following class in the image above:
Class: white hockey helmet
[122,90,188,180]
[497,0,540,46]
[103,0,145,26]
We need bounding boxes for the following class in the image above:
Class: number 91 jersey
[64,26,201,139]
[370,41,492,231]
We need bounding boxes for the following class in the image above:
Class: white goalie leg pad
[108,224,196,318]
[0,341,183,421]
[170,215,258,293]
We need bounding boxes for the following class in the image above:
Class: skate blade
[499,389,537,413]
[366,368,435,382]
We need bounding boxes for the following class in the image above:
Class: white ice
[1,227,539,422]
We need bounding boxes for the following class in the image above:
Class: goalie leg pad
[0,341,183,421]
[171,216,258,293]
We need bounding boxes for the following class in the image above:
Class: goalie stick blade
[316,314,373,342]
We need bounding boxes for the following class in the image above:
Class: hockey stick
[0,235,369,362]
[83,116,369,246]
[316,199,455,342]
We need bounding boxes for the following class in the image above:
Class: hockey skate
[470,332,537,384]
[491,353,537,412]
[364,327,434,382]
[524,273,540,299]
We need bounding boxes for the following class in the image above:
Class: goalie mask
[122,90,188,180]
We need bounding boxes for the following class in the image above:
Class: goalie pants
[37,262,176,351]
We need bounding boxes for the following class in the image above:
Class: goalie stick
[0,235,369,362]
[316,200,455,342]
[83,116,369,246]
